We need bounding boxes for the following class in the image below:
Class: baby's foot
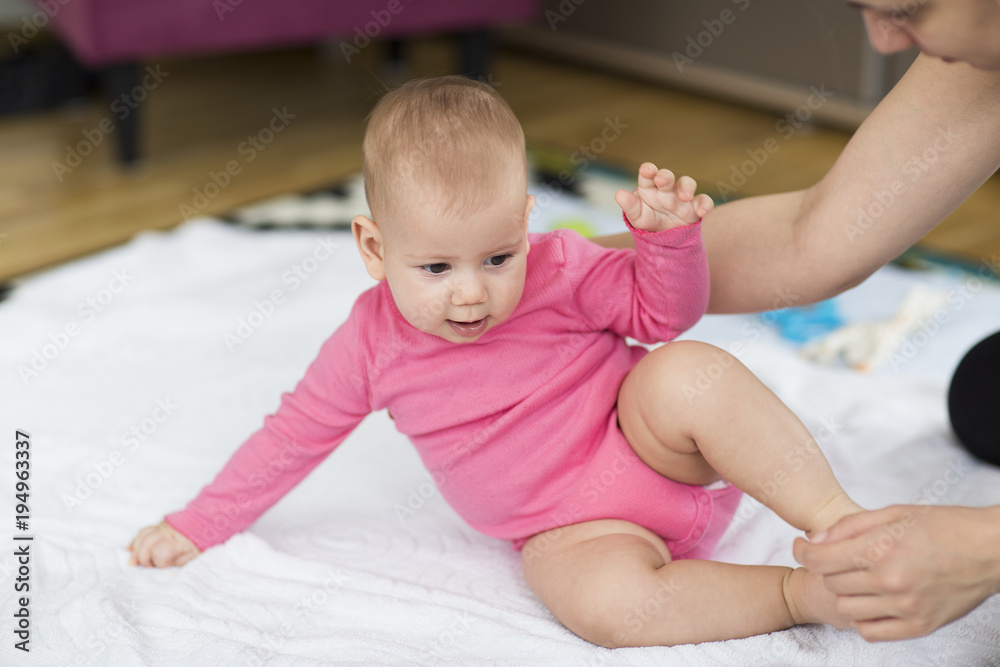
[805,491,865,539]
[615,162,714,232]
[783,567,854,629]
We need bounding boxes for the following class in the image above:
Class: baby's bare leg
[521,519,842,647]
[618,340,862,535]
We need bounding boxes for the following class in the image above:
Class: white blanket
[3,203,1000,666]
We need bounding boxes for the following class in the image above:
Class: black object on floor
[0,39,91,115]
[948,330,1000,466]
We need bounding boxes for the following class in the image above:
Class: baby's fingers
[693,193,714,218]
[128,522,198,568]
[615,189,643,225]
[174,549,199,567]
[652,168,676,193]
[636,162,659,190]
[150,540,186,568]
[128,525,156,565]
[675,175,697,202]
[130,536,157,567]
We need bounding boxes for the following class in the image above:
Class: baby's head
[353,76,535,343]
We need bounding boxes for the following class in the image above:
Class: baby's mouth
[447,317,488,338]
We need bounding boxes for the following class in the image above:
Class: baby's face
[379,190,534,343]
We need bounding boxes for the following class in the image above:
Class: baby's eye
[422,263,449,275]
[487,254,512,267]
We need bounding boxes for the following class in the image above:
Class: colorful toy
[769,300,843,343]
[799,285,949,371]
[549,217,599,238]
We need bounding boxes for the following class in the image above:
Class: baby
[130,75,863,647]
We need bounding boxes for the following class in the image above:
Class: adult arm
[793,504,1000,640]
[596,55,1000,313]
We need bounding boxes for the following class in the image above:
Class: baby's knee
[654,340,734,373]
[635,340,737,401]
[557,550,683,647]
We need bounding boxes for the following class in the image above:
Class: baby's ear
[523,194,535,226]
[523,195,535,251]
[352,215,386,281]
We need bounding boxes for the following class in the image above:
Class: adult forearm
[984,505,1000,593]
[703,55,1000,314]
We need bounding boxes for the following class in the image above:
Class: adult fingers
[854,617,929,642]
[821,569,882,595]
[834,592,897,625]
[819,506,911,543]
[793,534,871,575]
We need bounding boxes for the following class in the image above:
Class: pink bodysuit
[166,222,742,558]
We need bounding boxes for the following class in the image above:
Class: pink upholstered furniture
[42,0,538,162]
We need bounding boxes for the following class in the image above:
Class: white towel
[2,218,999,666]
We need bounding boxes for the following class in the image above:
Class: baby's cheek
[499,279,526,320]
[411,287,449,331]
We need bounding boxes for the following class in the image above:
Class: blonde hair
[362,76,526,222]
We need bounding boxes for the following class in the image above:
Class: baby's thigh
[520,519,673,647]
[617,341,726,485]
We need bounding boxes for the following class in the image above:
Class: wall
[503,0,918,129]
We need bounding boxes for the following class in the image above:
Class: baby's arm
[128,521,199,567]
[563,162,713,343]
[128,301,373,567]
[567,161,713,343]
[615,162,714,231]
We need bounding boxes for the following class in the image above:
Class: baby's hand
[128,521,200,567]
[615,162,714,232]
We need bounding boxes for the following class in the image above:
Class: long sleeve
[165,304,373,551]
[560,217,708,343]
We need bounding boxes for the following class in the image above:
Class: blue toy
[769,300,843,344]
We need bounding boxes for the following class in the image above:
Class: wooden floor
[2,37,999,282]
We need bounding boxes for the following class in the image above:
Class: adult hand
[793,504,1000,641]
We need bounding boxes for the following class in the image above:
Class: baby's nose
[450,275,487,306]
